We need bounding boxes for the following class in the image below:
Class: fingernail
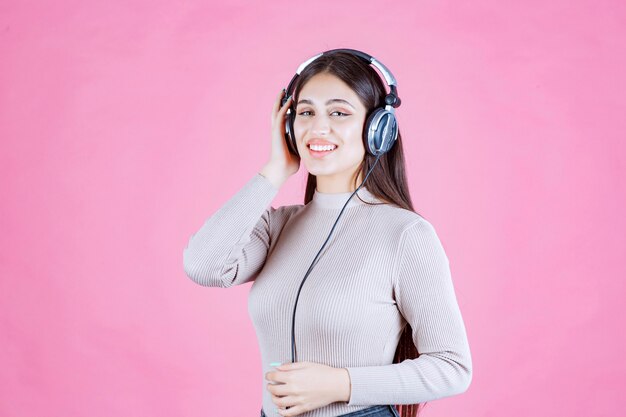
[269,362,282,367]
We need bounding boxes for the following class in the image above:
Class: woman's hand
[260,89,300,188]
[265,361,352,416]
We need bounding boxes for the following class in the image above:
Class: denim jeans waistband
[260,404,399,417]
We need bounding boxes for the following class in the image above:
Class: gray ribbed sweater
[183,173,472,417]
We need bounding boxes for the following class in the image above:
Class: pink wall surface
[1,1,624,416]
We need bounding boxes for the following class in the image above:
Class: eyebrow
[296,98,356,110]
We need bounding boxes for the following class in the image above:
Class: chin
[302,163,331,175]
[307,166,348,180]
[303,166,329,176]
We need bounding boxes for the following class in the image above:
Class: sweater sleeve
[344,219,473,405]
[183,173,287,288]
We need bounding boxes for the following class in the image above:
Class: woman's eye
[297,110,350,117]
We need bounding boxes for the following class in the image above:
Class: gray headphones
[281,48,402,157]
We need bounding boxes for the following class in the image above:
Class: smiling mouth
[308,144,337,151]
[307,144,338,158]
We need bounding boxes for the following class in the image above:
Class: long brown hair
[292,50,427,417]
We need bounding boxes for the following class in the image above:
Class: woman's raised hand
[260,89,301,188]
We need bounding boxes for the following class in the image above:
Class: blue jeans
[260,404,400,417]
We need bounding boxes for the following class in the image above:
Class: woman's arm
[183,172,290,288]
[344,219,473,405]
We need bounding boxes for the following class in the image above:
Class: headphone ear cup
[365,108,399,156]
[284,108,299,156]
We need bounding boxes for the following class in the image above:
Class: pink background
[1,1,624,416]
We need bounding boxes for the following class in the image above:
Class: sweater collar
[311,186,383,209]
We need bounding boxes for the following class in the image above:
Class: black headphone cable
[289,153,383,364]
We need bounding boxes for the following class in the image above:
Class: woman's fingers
[272,89,288,121]
[272,89,284,116]
[272,89,292,123]
[281,94,293,114]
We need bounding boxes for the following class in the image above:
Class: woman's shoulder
[375,201,429,228]
[266,202,305,216]
[264,202,307,224]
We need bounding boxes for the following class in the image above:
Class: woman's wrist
[334,367,352,403]
[259,163,290,189]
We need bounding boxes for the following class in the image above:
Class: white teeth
[309,144,337,151]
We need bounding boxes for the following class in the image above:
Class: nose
[311,114,330,136]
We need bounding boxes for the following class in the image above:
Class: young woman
[183,49,472,417]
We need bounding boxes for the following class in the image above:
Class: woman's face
[293,72,368,192]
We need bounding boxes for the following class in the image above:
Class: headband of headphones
[283,48,401,110]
